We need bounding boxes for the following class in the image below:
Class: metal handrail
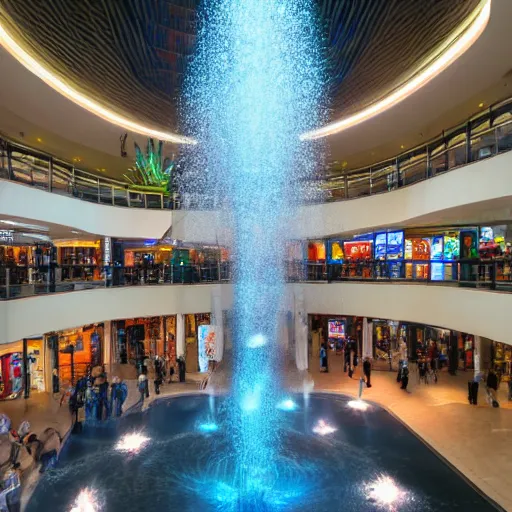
[1,95,512,209]
[1,258,512,300]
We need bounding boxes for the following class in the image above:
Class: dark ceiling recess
[0,0,479,132]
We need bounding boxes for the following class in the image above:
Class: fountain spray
[182,0,325,507]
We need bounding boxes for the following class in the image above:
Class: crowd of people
[319,336,509,408]
[66,366,128,430]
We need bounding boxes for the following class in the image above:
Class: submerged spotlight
[277,399,298,411]
[347,400,370,411]
[198,422,219,433]
[366,475,405,507]
[70,488,100,512]
[115,433,150,453]
[312,419,337,436]
[246,334,267,349]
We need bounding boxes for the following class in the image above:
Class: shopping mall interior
[0,0,511,510]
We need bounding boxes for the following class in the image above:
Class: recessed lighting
[478,102,484,108]
[0,220,49,232]
[341,161,348,168]
[36,137,43,143]
[301,0,491,140]
[73,157,82,163]
[400,145,405,149]
[0,22,196,145]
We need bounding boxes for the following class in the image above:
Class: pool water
[27,393,498,511]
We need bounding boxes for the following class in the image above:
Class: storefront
[307,240,326,280]
[372,319,399,370]
[185,313,211,373]
[0,231,56,285]
[492,341,512,381]
[55,240,102,281]
[0,338,45,400]
[47,324,104,388]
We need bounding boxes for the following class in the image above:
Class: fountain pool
[26,393,497,511]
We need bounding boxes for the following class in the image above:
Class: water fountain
[181,0,325,507]
[24,3,501,511]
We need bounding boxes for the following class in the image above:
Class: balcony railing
[0,263,232,299]
[1,97,512,209]
[1,258,512,300]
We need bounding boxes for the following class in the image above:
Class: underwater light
[347,400,370,411]
[366,475,405,507]
[198,422,219,433]
[70,488,99,512]
[277,399,298,411]
[247,334,267,349]
[312,419,337,436]
[115,433,150,453]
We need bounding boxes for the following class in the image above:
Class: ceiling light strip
[0,23,196,145]
[301,0,491,141]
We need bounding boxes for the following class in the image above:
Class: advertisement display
[328,241,344,264]
[431,262,444,281]
[343,240,372,261]
[431,236,443,260]
[328,319,346,340]
[374,233,387,260]
[386,231,404,260]
[443,235,459,260]
[198,325,216,373]
[412,239,430,260]
[460,230,479,259]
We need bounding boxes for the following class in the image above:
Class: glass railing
[323,97,512,201]
[299,259,512,291]
[1,97,512,209]
[2,258,512,300]
[0,263,232,299]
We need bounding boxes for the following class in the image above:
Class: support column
[176,314,186,358]
[23,338,30,399]
[103,320,112,378]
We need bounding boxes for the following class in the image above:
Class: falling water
[182,0,325,508]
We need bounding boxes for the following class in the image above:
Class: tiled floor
[1,368,510,510]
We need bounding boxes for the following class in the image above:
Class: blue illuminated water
[27,394,497,511]
[180,0,326,506]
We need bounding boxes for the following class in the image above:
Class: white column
[103,321,112,376]
[474,335,481,376]
[211,286,224,362]
[176,314,186,358]
[362,318,373,359]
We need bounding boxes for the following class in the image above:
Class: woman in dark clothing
[320,344,328,373]
[486,370,499,407]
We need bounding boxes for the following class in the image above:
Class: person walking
[468,370,483,405]
[320,343,328,373]
[486,369,499,408]
[138,374,148,403]
[363,357,372,388]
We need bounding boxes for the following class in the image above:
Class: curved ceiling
[0,0,482,138]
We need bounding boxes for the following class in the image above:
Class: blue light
[198,422,219,433]
[182,0,326,504]
[277,399,298,412]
